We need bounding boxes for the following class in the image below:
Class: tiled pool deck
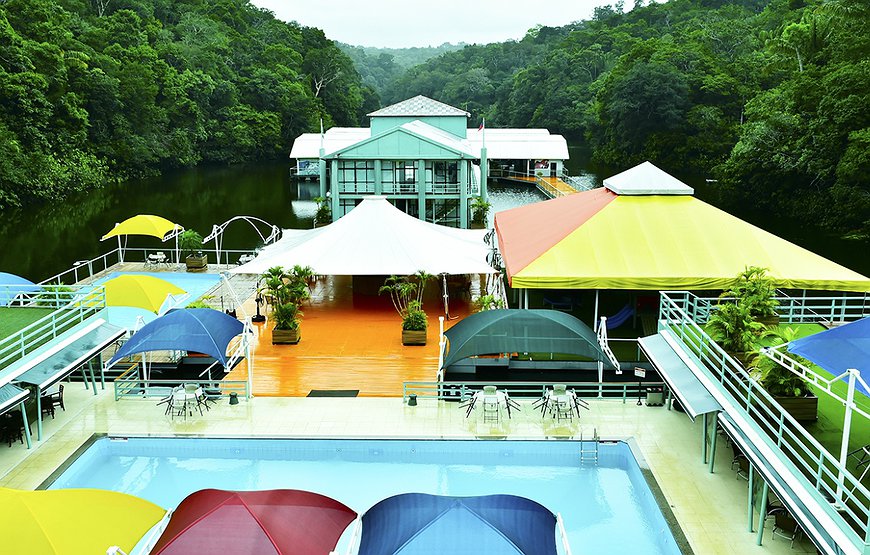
[0,386,818,554]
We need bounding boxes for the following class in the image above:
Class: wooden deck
[226,275,474,397]
[514,175,576,197]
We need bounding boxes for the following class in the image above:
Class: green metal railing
[661,291,870,549]
[0,285,106,372]
[679,291,870,326]
[402,380,663,404]
[113,365,249,401]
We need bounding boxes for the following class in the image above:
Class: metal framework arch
[203,216,282,266]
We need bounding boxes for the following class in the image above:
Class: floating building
[289,95,569,227]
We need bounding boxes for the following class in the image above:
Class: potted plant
[260,265,313,344]
[749,327,818,421]
[380,271,432,345]
[729,266,780,325]
[179,229,207,271]
[706,300,766,366]
[469,197,491,229]
[473,294,505,312]
[313,196,332,228]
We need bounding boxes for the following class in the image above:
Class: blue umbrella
[0,272,39,306]
[358,493,557,555]
[109,308,244,367]
[788,317,870,397]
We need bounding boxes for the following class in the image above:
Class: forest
[0,0,868,236]
[0,0,376,210]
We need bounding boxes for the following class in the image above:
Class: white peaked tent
[232,197,496,275]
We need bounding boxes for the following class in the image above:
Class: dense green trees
[0,0,370,210]
[376,0,869,237]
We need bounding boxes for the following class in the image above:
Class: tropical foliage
[0,0,371,210]
[259,264,313,330]
[379,271,433,331]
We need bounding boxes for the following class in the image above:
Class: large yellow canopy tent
[101,215,183,264]
[103,274,187,313]
[0,487,165,554]
[495,162,870,292]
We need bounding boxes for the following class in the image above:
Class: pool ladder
[579,427,600,465]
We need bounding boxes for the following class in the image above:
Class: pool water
[50,437,681,554]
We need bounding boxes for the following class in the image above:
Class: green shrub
[402,301,428,331]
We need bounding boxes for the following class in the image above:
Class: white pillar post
[837,368,858,502]
[593,290,600,331]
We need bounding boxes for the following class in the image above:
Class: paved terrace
[0,386,817,555]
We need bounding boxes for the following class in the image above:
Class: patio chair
[770,507,803,547]
[46,384,64,413]
[482,385,500,423]
[146,252,168,267]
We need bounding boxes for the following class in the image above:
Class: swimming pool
[48,437,683,554]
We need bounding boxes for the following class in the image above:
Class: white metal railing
[403,380,663,404]
[40,246,258,285]
[559,171,598,192]
[534,176,566,199]
[660,291,870,549]
[597,316,620,370]
[113,364,249,401]
[0,285,106,370]
[680,291,870,326]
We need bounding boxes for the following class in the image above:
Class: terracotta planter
[272,327,300,345]
[185,254,208,271]
[402,329,427,346]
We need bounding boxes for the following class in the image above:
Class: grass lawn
[0,307,54,340]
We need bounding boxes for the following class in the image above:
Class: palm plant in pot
[729,266,780,325]
[469,197,491,229]
[313,196,332,228]
[380,271,432,345]
[749,327,818,421]
[706,298,766,366]
[179,229,207,271]
[260,265,313,345]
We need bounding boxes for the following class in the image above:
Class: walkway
[513,175,577,198]
[225,275,473,396]
[0,389,816,555]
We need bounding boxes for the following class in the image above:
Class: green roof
[368,95,469,118]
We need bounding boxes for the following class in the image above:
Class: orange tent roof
[495,187,616,279]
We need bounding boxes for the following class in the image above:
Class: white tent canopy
[232,197,496,276]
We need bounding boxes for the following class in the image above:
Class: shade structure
[788,318,870,397]
[495,164,870,291]
[101,214,182,240]
[108,308,243,366]
[103,274,186,313]
[232,196,496,275]
[442,309,613,369]
[0,487,164,555]
[0,271,38,306]
[151,489,357,555]
[358,493,557,555]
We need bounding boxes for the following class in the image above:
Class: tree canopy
[0,0,371,210]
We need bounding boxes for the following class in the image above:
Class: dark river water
[1,149,868,282]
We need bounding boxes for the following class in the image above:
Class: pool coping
[40,432,694,554]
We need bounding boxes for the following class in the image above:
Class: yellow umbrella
[101,215,182,241]
[0,487,166,555]
[104,274,186,313]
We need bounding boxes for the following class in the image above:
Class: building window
[426,199,460,227]
[432,161,458,184]
[338,160,374,193]
[381,161,395,184]
[394,161,416,184]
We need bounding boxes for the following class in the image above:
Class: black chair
[47,384,64,413]
[0,412,25,447]
[770,507,803,547]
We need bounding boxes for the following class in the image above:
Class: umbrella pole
[836,368,858,504]
[593,290,600,331]
[117,236,124,264]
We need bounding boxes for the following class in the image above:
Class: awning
[103,274,187,313]
[150,489,356,555]
[0,384,28,416]
[442,309,613,369]
[494,162,870,291]
[101,215,182,240]
[232,196,495,276]
[17,320,125,390]
[109,308,243,367]
[1,487,165,555]
[359,493,557,555]
[0,272,39,306]
[639,333,721,420]
[787,317,870,397]
[719,414,849,555]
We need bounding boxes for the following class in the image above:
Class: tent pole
[593,290,600,331]
[117,236,124,264]
[837,368,858,503]
[524,289,529,309]
[245,336,253,399]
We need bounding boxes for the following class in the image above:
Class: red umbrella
[151,489,357,555]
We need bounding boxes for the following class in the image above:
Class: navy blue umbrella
[109,308,244,367]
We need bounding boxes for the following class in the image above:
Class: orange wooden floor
[225,275,474,397]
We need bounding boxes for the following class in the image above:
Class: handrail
[660,291,870,550]
[403,380,663,404]
[0,285,106,371]
[681,292,870,326]
[113,364,249,401]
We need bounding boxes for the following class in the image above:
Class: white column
[837,368,858,502]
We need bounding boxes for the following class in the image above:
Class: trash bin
[408,394,417,407]
[645,387,664,407]
[229,392,239,405]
